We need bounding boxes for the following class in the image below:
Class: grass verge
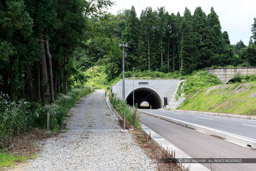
[109,95,140,129]
[0,88,92,170]
[178,82,256,115]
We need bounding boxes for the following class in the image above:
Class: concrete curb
[175,109,256,120]
[140,110,256,149]
[141,124,210,171]
[105,93,209,170]
[106,92,122,121]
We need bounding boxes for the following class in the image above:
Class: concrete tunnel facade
[111,79,180,109]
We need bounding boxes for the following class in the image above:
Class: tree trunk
[37,62,41,101]
[59,72,63,93]
[180,56,183,74]
[64,57,67,95]
[40,36,48,104]
[148,35,150,71]
[54,74,58,100]
[161,39,163,67]
[25,65,35,101]
[173,45,175,71]
[167,39,170,72]
[46,40,55,103]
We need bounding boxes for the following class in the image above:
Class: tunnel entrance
[126,88,162,109]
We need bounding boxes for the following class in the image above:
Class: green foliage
[78,6,238,81]
[246,45,256,66]
[228,73,242,83]
[229,74,256,83]
[0,88,92,148]
[122,6,140,69]
[179,82,256,115]
[182,70,222,95]
[252,17,256,42]
[179,8,197,74]
[125,70,180,79]
[0,0,112,102]
[0,152,27,168]
[83,66,108,89]
[110,96,140,129]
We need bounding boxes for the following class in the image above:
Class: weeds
[125,70,180,79]
[0,152,27,168]
[110,95,140,129]
[0,87,92,148]
[180,70,222,96]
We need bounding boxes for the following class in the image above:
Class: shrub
[0,87,92,148]
[124,70,180,79]
[182,70,222,95]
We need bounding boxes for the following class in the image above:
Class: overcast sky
[109,0,256,45]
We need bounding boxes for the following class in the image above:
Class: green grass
[110,95,140,129]
[0,152,27,168]
[0,87,92,148]
[178,82,256,115]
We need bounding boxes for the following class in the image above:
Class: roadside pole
[119,43,128,129]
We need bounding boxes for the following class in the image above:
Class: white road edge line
[193,116,213,120]
[140,110,256,149]
[242,124,256,128]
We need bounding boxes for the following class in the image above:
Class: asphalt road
[141,114,256,171]
[141,109,256,140]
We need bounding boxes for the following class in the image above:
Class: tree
[140,7,156,71]
[0,0,35,99]
[235,40,246,53]
[221,31,235,65]
[252,18,256,42]
[193,7,211,69]
[246,17,256,66]
[179,8,197,74]
[207,7,223,66]
[122,6,140,70]
[156,7,168,69]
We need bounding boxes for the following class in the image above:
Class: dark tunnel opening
[126,88,162,109]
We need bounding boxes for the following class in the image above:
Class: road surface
[141,113,256,171]
[142,109,256,139]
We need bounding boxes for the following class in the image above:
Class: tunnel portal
[126,88,162,109]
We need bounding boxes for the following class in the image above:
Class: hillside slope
[178,82,256,115]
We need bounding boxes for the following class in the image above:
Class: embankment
[179,82,256,115]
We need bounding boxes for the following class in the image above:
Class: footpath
[11,90,157,171]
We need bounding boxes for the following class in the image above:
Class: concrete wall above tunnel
[111,79,180,109]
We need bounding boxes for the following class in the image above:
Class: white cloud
[110,0,256,45]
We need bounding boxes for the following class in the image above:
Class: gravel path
[14,89,157,171]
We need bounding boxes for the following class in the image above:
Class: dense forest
[0,0,112,103]
[75,6,256,81]
[0,0,256,151]
[1,1,256,102]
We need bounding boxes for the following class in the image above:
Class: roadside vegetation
[0,151,27,168]
[178,73,256,115]
[0,88,92,168]
[175,70,222,99]
[125,70,180,79]
[110,95,140,129]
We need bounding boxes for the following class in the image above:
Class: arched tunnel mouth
[126,88,162,109]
